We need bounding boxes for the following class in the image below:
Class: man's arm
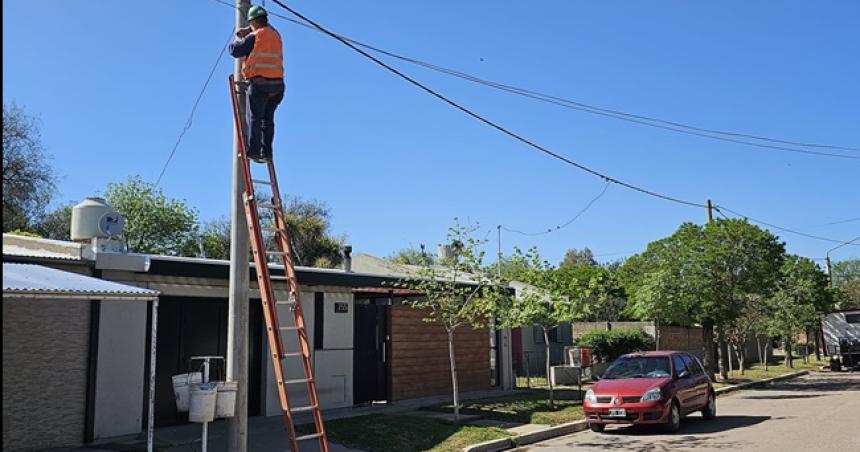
[229,32,255,58]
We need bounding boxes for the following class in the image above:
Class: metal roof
[2,234,85,261]
[3,263,159,300]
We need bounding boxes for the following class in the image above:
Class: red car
[583,351,716,432]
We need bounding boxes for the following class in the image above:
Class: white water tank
[71,197,125,241]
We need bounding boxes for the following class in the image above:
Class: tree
[3,103,56,231]
[32,203,74,241]
[622,220,784,379]
[279,197,345,268]
[104,176,199,256]
[199,217,231,260]
[832,259,860,308]
[560,247,597,267]
[501,247,587,409]
[388,245,435,266]
[766,256,832,368]
[390,220,507,421]
[723,295,769,374]
[556,264,627,327]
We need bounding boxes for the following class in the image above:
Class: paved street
[519,372,860,452]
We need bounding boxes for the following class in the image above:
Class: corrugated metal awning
[2,263,158,301]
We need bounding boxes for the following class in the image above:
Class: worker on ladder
[230,5,285,163]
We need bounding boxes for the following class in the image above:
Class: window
[602,356,671,379]
[845,313,860,324]
[673,355,688,376]
[681,354,701,375]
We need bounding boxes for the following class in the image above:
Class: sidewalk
[51,388,516,452]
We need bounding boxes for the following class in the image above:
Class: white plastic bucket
[215,381,238,418]
[172,372,202,412]
[189,383,218,423]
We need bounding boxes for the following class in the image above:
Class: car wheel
[589,423,605,433]
[664,401,681,433]
[701,392,716,420]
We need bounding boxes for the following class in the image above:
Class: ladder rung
[280,325,304,331]
[266,251,288,256]
[276,300,296,306]
[251,178,272,185]
[270,275,289,281]
[290,405,318,414]
[295,433,323,442]
[261,227,281,234]
[258,202,279,209]
[280,352,304,358]
[283,378,312,385]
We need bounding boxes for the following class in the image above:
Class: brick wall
[388,305,491,401]
[2,299,91,452]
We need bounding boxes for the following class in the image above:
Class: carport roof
[2,263,159,300]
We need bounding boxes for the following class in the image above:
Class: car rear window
[603,356,671,379]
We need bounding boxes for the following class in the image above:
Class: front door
[353,300,388,404]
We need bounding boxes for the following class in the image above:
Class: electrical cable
[501,181,610,236]
[713,205,860,246]
[154,31,233,187]
[209,0,860,159]
[268,0,705,208]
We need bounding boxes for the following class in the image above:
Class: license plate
[607,408,626,417]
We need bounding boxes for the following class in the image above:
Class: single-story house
[3,234,502,450]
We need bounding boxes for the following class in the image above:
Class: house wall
[517,324,573,375]
[93,300,148,440]
[388,305,491,400]
[2,298,91,452]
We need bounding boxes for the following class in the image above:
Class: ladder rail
[228,75,329,452]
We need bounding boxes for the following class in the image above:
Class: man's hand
[236,27,252,38]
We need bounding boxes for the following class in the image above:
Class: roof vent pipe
[342,245,353,272]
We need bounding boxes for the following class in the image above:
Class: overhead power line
[154,31,233,187]
[713,206,860,246]
[268,0,705,208]
[210,0,860,160]
[501,181,610,236]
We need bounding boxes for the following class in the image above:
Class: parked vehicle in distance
[822,309,860,368]
[583,351,716,433]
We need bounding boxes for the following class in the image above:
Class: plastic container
[215,381,239,418]
[172,372,202,412]
[189,383,218,423]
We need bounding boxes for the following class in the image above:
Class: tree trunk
[543,328,555,409]
[654,319,660,351]
[446,329,460,422]
[735,343,746,375]
[764,342,769,372]
[814,327,821,361]
[784,338,793,368]
[756,336,764,367]
[702,320,716,380]
[717,327,729,380]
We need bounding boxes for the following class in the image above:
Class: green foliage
[3,103,56,231]
[576,327,656,362]
[7,229,42,238]
[560,247,596,267]
[390,220,507,331]
[31,203,74,241]
[280,196,344,268]
[832,258,860,309]
[388,246,435,266]
[766,256,832,348]
[104,176,199,256]
[555,264,627,323]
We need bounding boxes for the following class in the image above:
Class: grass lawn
[714,355,826,388]
[425,388,586,425]
[301,414,511,452]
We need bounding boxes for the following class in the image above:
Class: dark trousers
[245,79,285,158]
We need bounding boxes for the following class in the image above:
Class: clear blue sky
[4,0,859,265]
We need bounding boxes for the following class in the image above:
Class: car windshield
[602,356,671,379]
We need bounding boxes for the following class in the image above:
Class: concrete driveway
[518,372,860,452]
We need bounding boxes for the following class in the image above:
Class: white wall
[262,290,354,415]
[94,300,148,440]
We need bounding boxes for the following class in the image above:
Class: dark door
[353,301,388,404]
[153,297,263,427]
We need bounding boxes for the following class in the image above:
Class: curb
[463,420,588,452]
[464,370,810,451]
[714,370,809,395]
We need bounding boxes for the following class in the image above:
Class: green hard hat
[247,5,268,22]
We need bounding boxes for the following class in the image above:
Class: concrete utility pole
[227,1,250,451]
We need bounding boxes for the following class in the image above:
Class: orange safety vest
[243,26,284,79]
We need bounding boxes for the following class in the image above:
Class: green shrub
[7,229,42,238]
[576,327,655,362]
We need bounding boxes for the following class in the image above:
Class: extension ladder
[228,74,329,452]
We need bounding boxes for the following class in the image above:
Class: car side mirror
[677,370,690,379]
[593,374,602,381]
